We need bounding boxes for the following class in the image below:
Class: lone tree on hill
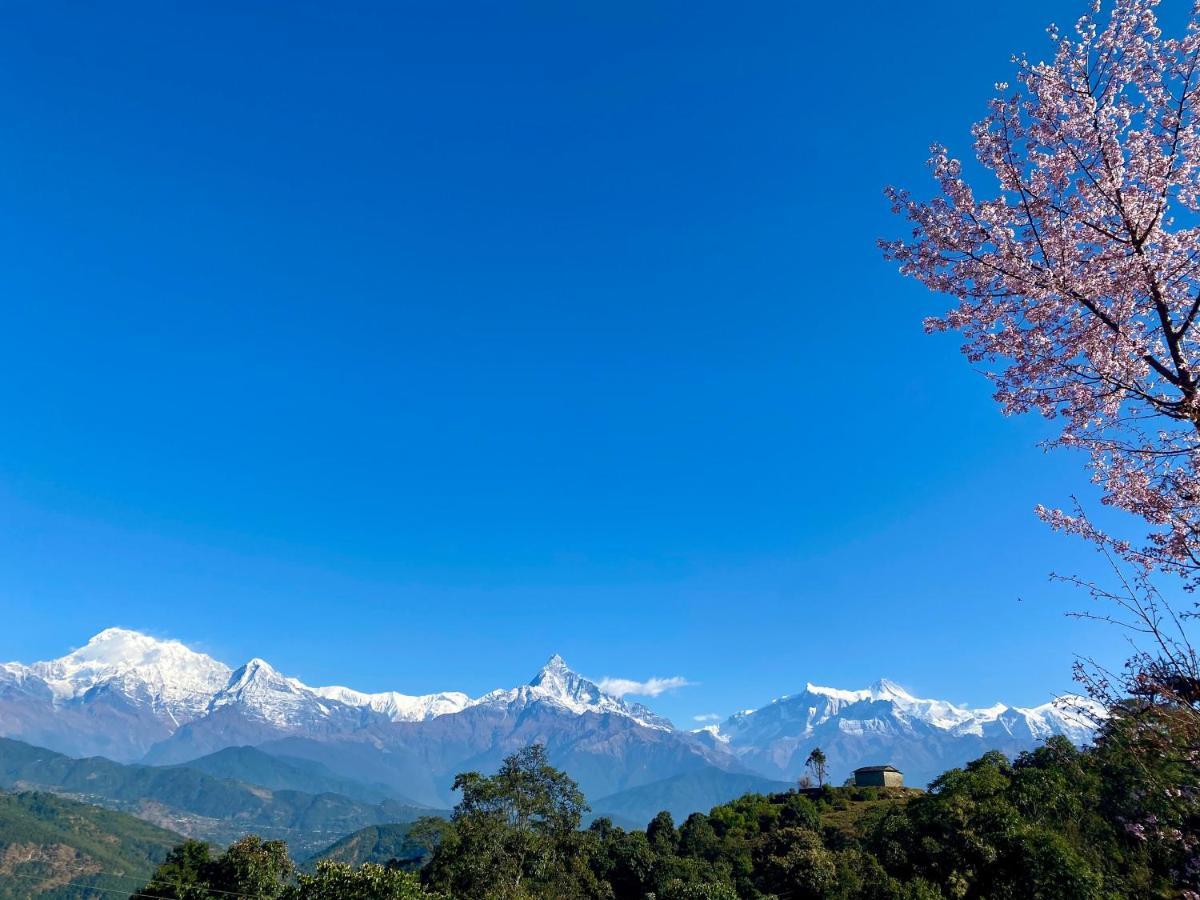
[804,747,828,788]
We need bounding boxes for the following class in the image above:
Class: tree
[138,836,293,899]
[758,827,837,899]
[883,0,1200,586]
[286,860,444,900]
[205,835,293,898]
[138,839,212,899]
[422,744,589,899]
[647,810,678,855]
[882,4,1200,885]
[804,747,828,788]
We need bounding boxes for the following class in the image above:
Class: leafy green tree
[586,823,654,899]
[138,839,213,899]
[138,836,292,899]
[204,835,294,898]
[677,813,721,862]
[422,744,589,899]
[287,860,444,899]
[778,792,821,831]
[757,826,837,899]
[646,810,678,855]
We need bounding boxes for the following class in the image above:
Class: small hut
[853,765,903,788]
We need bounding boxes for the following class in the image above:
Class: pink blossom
[884,0,1200,582]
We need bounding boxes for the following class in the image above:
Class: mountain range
[0,628,1104,829]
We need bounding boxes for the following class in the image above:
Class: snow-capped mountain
[10,627,231,725]
[694,680,1104,787]
[0,630,686,766]
[140,649,723,806]
[312,685,472,722]
[0,628,1103,803]
[0,628,234,760]
[471,654,674,731]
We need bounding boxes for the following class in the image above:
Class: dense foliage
[137,835,440,899]
[133,727,1196,899]
[306,823,426,870]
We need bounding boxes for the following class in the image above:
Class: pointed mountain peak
[530,654,575,686]
[223,657,295,694]
[871,678,914,700]
[509,656,674,731]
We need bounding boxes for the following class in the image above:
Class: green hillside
[0,738,437,856]
[176,745,414,805]
[0,789,180,899]
[591,767,795,827]
[304,823,426,871]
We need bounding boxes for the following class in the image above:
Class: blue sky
[0,0,1149,724]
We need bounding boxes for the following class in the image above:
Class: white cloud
[597,675,694,698]
[692,713,721,722]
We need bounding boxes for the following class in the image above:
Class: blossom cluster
[884,0,1200,582]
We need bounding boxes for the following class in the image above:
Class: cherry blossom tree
[883,0,1200,583]
[883,3,1200,885]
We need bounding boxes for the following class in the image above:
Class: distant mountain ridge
[0,628,1104,810]
[0,737,437,856]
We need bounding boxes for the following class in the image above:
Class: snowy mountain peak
[16,628,231,723]
[454,655,675,732]
[530,654,573,685]
[223,657,294,691]
[312,685,472,722]
[870,678,913,700]
[209,657,339,727]
[529,654,578,691]
[800,679,914,705]
[720,678,1105,758]
[526,657,623,713]
[63,628,214,671]
[77,627,156,655]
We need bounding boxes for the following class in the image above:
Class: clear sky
[0,0,1151,725]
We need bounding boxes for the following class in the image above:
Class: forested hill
[303,823,425,871]
[0,789,180,899]
[0,737,440,856]
[131,728,1196,898]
